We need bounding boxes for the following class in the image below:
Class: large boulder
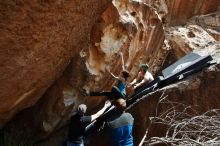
[188,11,220,41]
[1,0,220,146]
[131,24,220,144]
[2,0,166,144]
[0,0,112,128]
[148,0,220,26]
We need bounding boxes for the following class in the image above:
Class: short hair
[140,64,149,73]
[121,70,130,79]
[113,98,126,110]
[77,104,87,115]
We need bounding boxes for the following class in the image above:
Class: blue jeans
[67,141,84,146]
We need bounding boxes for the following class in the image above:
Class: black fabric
[111,86,125,99]
[84,107,118,136]
[89,91,112,97]
[89,86,125,99]
[67,114,92,144]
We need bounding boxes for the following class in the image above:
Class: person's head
[139,64,149,73]
[121,70,130,80]
[77,104,87,115]
[112,98,126,110]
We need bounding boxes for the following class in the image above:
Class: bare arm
[134,72,154,89]
[119,52,125,71]
[90,100,111,121]
[129,78,137,86]
[129,71,142,87]
[133,79,145,89]
[107,69,119,80]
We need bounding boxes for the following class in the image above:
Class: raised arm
[90,100,111,121]
[107,69,119,80]
[134,72,154,89]
[119,52,125,71]
[133,79,145,89]
[129,78,137,87]
[128,71,142,87]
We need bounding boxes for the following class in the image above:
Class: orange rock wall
[1,0,220,146]
[133,24,220,144]
[0,0,112,127]
[164,0,220,26]
[188,11,220,41]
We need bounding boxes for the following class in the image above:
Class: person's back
[67,113,90,144]
[105,111,134,146]
[67,102,110,146]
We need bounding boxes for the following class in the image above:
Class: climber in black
[66,101,111,146]
[84,52,130,99]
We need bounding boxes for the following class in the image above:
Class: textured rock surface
[166,0,220,26]
[133,25,220,142]
[88,24,220,146]
[146,0,220,26]
[1,0,166,144]
[1,0,220,146]
[0,0,112,127]
[133,58,220,140]
[188,11,220,41]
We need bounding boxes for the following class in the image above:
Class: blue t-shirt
[117,80,126,96]
[106,112,134,146]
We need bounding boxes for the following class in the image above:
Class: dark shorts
[111,86,125,99]
[67,141,84,146]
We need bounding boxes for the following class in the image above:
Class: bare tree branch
[139,93,220,146]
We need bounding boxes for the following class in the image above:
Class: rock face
[3,0,167,142]
[189,11,220,41]
[1,0,220,146]
[84,0,166,91]
[146,0,220,26]
[132,25,220,143]
[0,0,112,127]
[88,24,220,145]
